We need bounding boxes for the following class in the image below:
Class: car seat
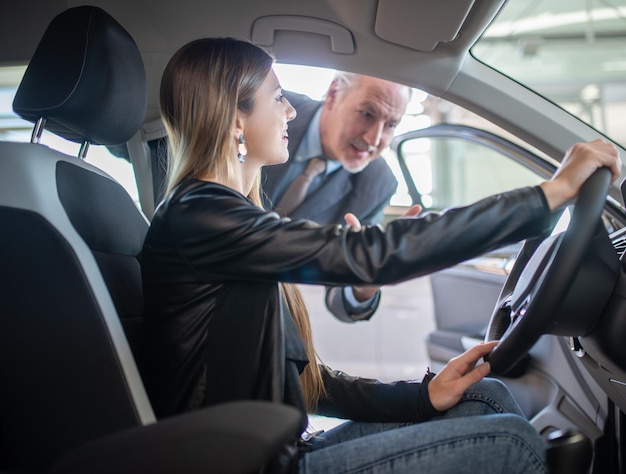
[0,5,299,473]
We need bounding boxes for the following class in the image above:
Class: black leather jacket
[139,178,552,457]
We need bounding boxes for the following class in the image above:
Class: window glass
[274,63,547,213]
[472,0,626,148]
[397,137,543,210]
[274,62,433,136]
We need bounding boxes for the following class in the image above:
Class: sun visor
[375,0,475,52]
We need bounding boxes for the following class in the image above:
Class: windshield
[471,0,626,149]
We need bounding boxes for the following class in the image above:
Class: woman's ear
[233,113,246,141]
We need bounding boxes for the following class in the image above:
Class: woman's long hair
[159,37,325,411]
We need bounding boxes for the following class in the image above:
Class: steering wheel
[485,168,612,375]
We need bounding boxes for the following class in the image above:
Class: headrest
[12,6,146,146]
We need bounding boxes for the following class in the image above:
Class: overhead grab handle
[251,15,355,54]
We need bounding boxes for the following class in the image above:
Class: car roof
[0,0,501,124]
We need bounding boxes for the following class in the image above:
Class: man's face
[319,75,410,173]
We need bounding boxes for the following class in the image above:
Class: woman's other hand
[428,341,498,412]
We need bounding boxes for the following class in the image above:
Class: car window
[274,62,433,136]
[396,136,543,210]
[273,63,335,101]
[471,0,626,149]
[274,63,551,215]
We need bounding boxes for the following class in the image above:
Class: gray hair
[330,71,413,100]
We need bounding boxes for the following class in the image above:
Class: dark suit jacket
[261,91,398,226]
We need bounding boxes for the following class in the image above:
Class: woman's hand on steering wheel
[539,139,621,211]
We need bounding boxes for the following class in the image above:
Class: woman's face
[241,69,296,166]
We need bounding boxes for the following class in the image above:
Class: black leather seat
[0,5,299,473]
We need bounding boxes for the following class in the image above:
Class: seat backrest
[0,6,155,471]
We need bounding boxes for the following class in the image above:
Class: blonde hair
[159,37,325,411]
[160,37,267,196]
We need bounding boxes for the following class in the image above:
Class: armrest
[49,401,302,474]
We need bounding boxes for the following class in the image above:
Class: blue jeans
[299,378,547,473]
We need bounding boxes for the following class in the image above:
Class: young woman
[139,37,621,473]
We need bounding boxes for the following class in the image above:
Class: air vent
[610,227,626,258]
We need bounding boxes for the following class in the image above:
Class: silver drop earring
[237,134,247,163]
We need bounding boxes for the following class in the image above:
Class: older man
[262,72,414,322]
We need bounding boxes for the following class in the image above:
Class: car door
[390,123,555,369]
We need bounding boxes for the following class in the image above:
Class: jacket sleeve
[324,286,380,322]
[166,183,553,288]
[316,366,440,422]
